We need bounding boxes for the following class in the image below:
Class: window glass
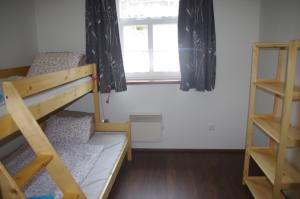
[119,0,179,19]
[118,0,180,79]
[123,25,150,73]
[153,24,179,72]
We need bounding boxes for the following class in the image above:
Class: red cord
[94,74,111,104]
[92,75,98,81]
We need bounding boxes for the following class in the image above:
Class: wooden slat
[0,162,26,199]
[10,64,93,98]
[254,42,288,48]
[96,122,130,132]
[249,149,277,185]
[255,81,285,96]
[255,81,300,100]
[269,49,286,149]
[0,66,30,78]
[13,155,53,189]
[272,49,285,117]
[0,81,93,140]
[249,148,300,188]
[252,117,300,147]
[243,44,259,184]
[245,177,286,199]
[3,82,87,199]
[252,114,274,119]
[245,177,272,199]
[255,79,279,83]
[62,193,79,199]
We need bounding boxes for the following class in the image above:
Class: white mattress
[83,133,127,199]
[0,76,91,116]
[4,132,127,199]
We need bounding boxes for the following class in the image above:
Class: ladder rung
[0,162,26,199]
[13,154,53,188]
[62,193,79,199]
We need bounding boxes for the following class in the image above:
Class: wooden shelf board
[245,177,272,199]
[252,117,300,147]
[255,42,288,48]
[255,81,300,100]
[249,148,300,187]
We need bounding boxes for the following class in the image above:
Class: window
[117,0,180,80]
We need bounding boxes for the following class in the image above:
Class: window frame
[116,0,180,81]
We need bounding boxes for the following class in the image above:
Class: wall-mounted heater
[129,114,163,142]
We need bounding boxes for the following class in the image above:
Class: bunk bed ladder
[242,40,300,199]
[1,81,86,198]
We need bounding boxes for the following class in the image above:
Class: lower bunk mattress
[3,132,127,199]
[82,133,127,199]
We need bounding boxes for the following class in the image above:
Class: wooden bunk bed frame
[0,64,132,199]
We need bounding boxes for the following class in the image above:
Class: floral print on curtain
[178,0,216,91]
[86,0,127,93]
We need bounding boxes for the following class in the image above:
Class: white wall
[260,0,300,42]
[33,0,261,149]
[0,0,38,158]
[0,0,37,67]
[258,0,300,173]
[34,0,85,53]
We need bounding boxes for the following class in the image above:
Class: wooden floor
[109,150,257,199]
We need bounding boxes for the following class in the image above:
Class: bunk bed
[0,62,132,199]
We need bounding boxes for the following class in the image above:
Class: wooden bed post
[126,123,132,161]
[92,64,132,161]
[92,64,101,126]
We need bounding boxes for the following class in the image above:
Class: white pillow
[27,52,85,77]
[45,115,94,144]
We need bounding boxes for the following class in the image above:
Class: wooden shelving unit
[243,40,300,199]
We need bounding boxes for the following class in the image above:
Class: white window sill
[127,79,180,85]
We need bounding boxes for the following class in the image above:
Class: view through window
[117,0,180,80]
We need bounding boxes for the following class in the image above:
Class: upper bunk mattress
[0,76,91,116]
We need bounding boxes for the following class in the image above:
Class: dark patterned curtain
[86,0,126,93]
[178,0,216,91]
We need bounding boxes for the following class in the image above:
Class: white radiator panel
[130,114,162,142]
